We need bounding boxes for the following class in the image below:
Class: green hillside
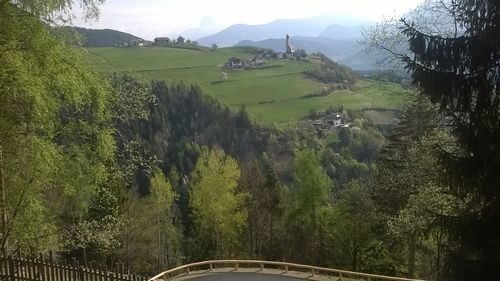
[68,27,143,47]
[84,46,410,124]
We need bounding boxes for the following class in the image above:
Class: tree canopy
[400,0,500,279]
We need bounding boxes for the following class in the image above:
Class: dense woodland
[304,53,358,86]
[1,1,499,281]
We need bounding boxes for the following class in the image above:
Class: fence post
[58,258,64,281]
[79,265,85,281]
[186,266,190,275]
[339,272,342,280]
[285,265,288,273]
[39,254,46,281]
[120,263,125,281]
[89,262,94,281]
[100,263,105,281]
[209,263,213,271]
[104,265,109,281]
[235,263,238,270]
[311,268,315,277]
[16,252,24,281]
[260,263,263,271]
[8,256,15,281]
[49,251,56,281]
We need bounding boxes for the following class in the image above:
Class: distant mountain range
[68,27,143,47]
[196,15,370,47]
[195,15,377,69]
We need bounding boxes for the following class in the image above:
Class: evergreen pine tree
[401,1,500,279]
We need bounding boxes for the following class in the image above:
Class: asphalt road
[172,272,305,281]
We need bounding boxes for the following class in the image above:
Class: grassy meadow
[84,46,410,125]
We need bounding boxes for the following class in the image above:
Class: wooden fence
[0,253,147,281]
[149,260,426,281]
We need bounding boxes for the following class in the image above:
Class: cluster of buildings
[114,36,198,48]
[223,56,267,69]
[114,39,153,47]
[223,34,300,69]
[305,113,349,131]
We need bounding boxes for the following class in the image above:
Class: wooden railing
[0,253,148,281]
[149,260,426,281]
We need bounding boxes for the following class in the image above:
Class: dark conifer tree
[401,1,500,279]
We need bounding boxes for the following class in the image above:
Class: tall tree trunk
[268,216,273,260]
[164,217,171,269]
[157,215,161,271]
[0,147,6,254]
[408,233,417,278]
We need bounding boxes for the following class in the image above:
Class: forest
[1,1,499,281]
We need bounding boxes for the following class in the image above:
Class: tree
[0,1,113,255]
[1,0,105,21]
[400,1,500,279]
[211,43,218,51]
[329,181,378,272]
[361,0,462,69]
[188,148,247,259]
[116,169,180,275]
[374,95,472,279]
[285,149,331,264]
[238,157,283,260]
[147,168,180,271]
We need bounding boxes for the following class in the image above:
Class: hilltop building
[285,34,294,54]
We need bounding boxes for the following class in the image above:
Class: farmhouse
[306,112,348,130]
[326,114,344,127]
[224,57,246,69]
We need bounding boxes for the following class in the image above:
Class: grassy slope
[85,47,409,124]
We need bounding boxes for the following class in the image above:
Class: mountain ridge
[197,15,371,47]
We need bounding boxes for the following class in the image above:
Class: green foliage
[238,157,283,260]
[5,0,105,20]
[328,181,379,272]
[147,168,180,271]
[305,53,358,85]
[116,169,181,275]
[66,27,144,47]
[0,2,114,254]
[285,149,331,264]
[401,2,500,277]
[375,95,464,279]
[188,148,248,259]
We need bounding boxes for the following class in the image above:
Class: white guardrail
[148,260,425,281]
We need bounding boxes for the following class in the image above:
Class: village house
[224,57,246,69]
[306,112,349,130]
[250,55,267,66]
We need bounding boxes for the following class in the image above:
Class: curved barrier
[149,260,425,281]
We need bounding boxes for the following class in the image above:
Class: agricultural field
[84,46,411,125]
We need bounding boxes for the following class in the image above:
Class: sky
[72,0,426,40]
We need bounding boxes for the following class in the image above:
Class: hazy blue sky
[73,0,425,40]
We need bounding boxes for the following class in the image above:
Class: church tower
[285,34,293,54]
